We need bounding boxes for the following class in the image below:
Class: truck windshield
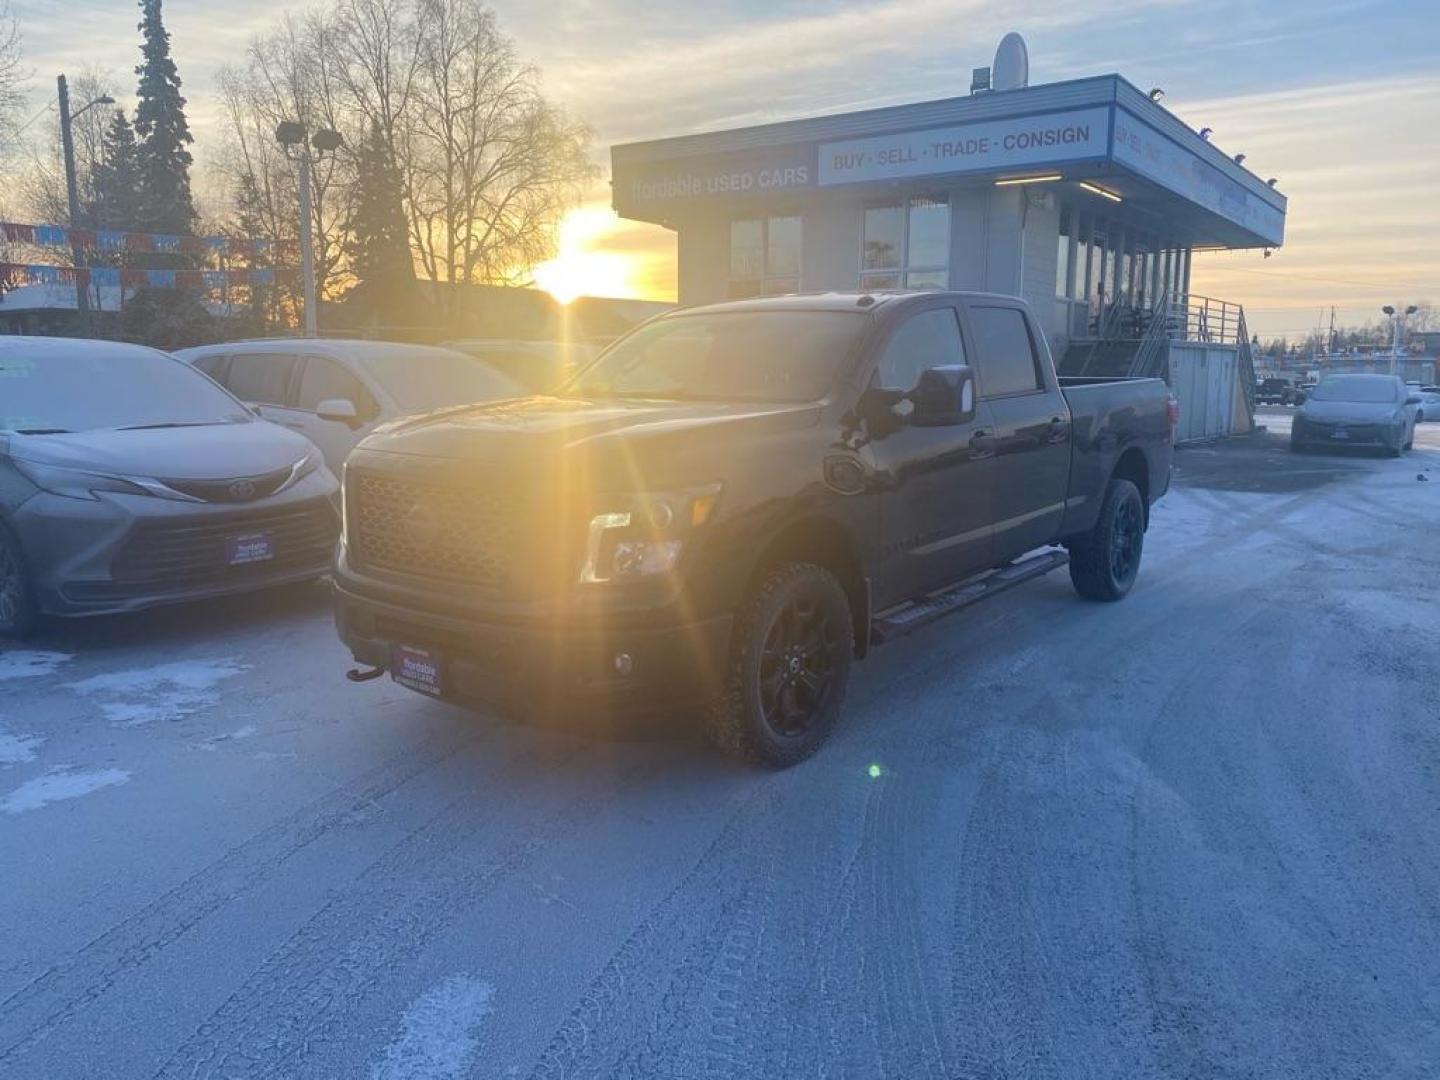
[1308,376,1399,404]
[567,310,866,403]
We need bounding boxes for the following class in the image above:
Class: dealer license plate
[1331,427,1349,440]
[390,643,445,697]
[226,531,274,565]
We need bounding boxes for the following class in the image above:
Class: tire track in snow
[0,722,493,1067]
[149,741,655,1080]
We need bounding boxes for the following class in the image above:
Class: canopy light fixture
[995,173,1062,186]
[1078,181,1122,203]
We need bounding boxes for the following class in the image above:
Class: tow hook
[346,663,387,683]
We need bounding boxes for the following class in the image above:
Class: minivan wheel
[705,562,853,767]
[0,524,37,639]
[1068,478,1145,602]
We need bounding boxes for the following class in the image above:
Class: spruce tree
[88,110,143,231]
[133,0,196,235]
[345,121,414,326]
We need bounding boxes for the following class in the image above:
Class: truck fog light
[613,652,634,676]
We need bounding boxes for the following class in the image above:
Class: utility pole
[57,75,89,323]
[56,75,114,331]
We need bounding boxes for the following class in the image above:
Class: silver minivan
[176,340,521,475]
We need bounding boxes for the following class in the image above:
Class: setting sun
[532,206,636,304]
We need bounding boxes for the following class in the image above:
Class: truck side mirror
[910,365,976,426]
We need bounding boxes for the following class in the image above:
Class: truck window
[970,306,1042,397]
[876,307,965,391]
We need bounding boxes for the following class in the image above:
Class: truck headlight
[579,484,721,584]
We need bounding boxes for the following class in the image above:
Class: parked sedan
[1290,373,1419,456]
[0,337,339,637]
[176,340,521,475]
[1414,386,1440,422]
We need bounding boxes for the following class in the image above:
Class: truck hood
[358,394,821,485]
[1299,400,1401,424]
[6,420,314,480]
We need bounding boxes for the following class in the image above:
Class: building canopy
[612,75,1285,251]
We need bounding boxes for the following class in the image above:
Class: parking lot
[2,418,1438,1079]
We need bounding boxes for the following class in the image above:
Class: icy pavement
[0,425,1437,1079]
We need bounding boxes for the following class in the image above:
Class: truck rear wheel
[1068,478,1145,602]
[705,562,853,767]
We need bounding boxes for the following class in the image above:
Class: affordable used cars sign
[817,107,1110,186]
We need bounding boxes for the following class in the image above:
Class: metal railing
[1161,293,1248,346]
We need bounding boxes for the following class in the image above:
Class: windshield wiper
[114,421,228,431]
[9,427,71,435]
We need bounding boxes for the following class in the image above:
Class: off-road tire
[0,521,37,639]
[1068,477,1145,602]
[705,562,853,767]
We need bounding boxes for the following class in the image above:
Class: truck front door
[964,301,1071,561]
[862,302,997,606]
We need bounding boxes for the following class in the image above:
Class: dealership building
[610,47,1288,440]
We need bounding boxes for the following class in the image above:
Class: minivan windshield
[0,346,252,433]
[566,310,866,403]
[1308,375,1400,404]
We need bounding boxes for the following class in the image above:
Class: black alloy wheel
[706,562,854,766]
[1109,492,1144,587]
[758,589,842,739]
[1068,477,1145,602]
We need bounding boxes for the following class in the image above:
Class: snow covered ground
[1,424,1437,1079]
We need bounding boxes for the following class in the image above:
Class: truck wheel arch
[743,516,871,659]
[1110,446,1151,527]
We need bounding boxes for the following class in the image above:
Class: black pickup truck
[334,292,1174,765]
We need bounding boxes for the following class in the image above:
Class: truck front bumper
[333,577,733,716]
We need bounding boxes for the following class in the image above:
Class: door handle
[969,429,996,457]
[1047,416,1071,442]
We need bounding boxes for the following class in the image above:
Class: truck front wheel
[706,562,853,767]
[1067,478,1145,602]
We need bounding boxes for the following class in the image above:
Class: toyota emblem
[228,478,257,500]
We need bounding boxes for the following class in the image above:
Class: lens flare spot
[867,763,883,779]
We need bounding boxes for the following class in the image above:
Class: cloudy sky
[9,0,1439,337]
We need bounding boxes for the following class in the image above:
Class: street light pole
[57,75,89,323]
[296,150,317,337]
[276,121,342,338]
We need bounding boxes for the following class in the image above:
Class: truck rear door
[962,300,1071,561]
[863,300,997,605]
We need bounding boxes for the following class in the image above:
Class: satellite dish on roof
[993,33,1029,91]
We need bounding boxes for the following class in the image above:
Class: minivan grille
[347,470,518,589]
[111,501,337,584]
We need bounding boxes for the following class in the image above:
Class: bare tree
[213,11,354,301]
[17,68,117,224]
[215,0,595,325]
[403,0,594,311]
[0,0,25,140]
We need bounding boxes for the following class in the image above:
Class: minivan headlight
[13,458,155,501]
[579,484,722,584]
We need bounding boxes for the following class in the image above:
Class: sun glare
[534,206,633,305]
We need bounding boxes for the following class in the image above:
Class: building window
[861,195,949,290]
[729,216,801,298]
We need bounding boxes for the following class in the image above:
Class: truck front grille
[348,470,518,589]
